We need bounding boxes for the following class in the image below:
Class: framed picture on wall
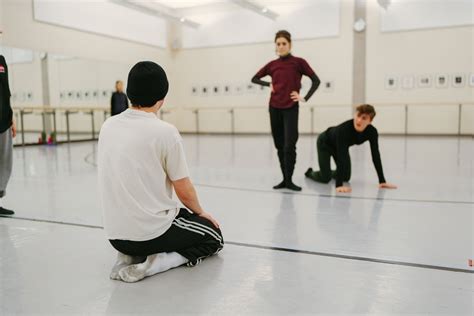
[470,74,474,87]
[246,83,256,94]
[435,74,448,88]
[84,91,91,100]
[401,76,414,89]
[385,76,397,90]
[233,84,244,96]
[200,86,210,96]
[323,81,334,92]
[417,75,432,88]
[223,84,232,96]
[452,74,465,88]
[212,85,222,96]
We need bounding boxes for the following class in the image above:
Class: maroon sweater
[252,54,319,109]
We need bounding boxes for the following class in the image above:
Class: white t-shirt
[98,109,189,241]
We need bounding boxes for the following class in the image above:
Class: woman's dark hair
[275,30,291,43]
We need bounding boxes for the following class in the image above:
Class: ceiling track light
[230,0,278,20]
[110,0,200,28]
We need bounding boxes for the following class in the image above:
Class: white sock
[110,252,145,280]
[119,252,188,282]
[145,252,189,277]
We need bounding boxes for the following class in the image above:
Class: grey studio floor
[0,133,473,315]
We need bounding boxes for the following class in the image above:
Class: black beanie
[126,61,169,107]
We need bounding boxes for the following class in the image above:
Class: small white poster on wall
[223,84,232,96]
[84,91,92,100]
[401,76,414,89]
[385,76,398,90]
[452,74,465,88]
[212,85,222,96]
[322,81,334,93]
[417,75,432,88]
[469,74,474,87]
[435,74,448,88]
[200,86,210,97]
[246,83,256,94]
[233,84,244,96]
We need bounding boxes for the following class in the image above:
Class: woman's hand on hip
[290,91,305,103]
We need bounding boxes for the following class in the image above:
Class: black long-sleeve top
[325,119,386,187]
[0,55,13,133]
[110,92,129,116]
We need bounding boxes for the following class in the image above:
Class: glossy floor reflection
[1,134,473,315]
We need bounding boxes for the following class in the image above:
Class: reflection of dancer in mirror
[0,54,17,216]
[305,104,397,193]
[252,30,320,191]
[110,80,129,116]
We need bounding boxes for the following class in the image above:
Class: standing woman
[252,30,320,191]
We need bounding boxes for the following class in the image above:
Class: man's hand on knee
[199,211,220,229]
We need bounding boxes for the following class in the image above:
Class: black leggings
[307,131,351,183]
[269,105,299,182]
[109,209,224,267]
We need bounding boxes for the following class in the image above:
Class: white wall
[49,57,130,108]
[2,0,169,64]
[380,0,474,32]
[164,0,355,133]
[8,53,44,133]
[0,0,3,36]
[365,0,474,135]
[181,0,341,48]
[9,54,43,107]
[48,57,131,133]
[33,0,167,48]
[367,1,473,104]
[2,0,170,136]
[9,54,134,133]
[3,0,474,137]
